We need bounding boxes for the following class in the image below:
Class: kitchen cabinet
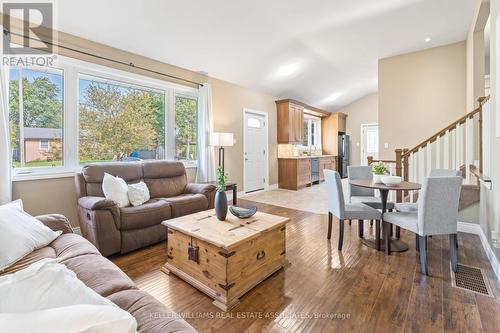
[319,157,336,181]
[278,156,337,190]
[276,101,304,144]
[321,112,347,155]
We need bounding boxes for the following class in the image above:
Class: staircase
[368,96,490,207]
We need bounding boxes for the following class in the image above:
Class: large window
[175,95,198,162]
[78,75,165,164]
[6,56,200,179]
[9,68,64,169]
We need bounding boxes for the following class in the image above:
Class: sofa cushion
[143,161,187,198]
[82,162,143,197]
[60,253,135,297]
[107,289,196,333]
[161,194,209,218]
[119,200,171,231]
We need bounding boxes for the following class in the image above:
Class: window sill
[12,169,78,182]
[12,161,198,182]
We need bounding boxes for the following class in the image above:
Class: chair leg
[396,226,401,239]
[370,220,373,227]
[375,220,381,251]
[415,234,420,252]
[358,219,364,238]
[338,219,344,251]
[450,234,458,273]
[384,222,391,255]
[349,220,352,226]
[390,224,394,237]
[418,235,428,275]
[455,234,458,249]
[327,212,333,240]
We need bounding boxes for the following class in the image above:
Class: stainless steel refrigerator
[338,134,349,178]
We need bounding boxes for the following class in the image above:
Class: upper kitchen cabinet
[321,112,347,155]
[276,100,304,144]
[276,99,330,144]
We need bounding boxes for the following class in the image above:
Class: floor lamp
[209,132,234,174]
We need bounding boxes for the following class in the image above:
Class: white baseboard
[458,221,500,282]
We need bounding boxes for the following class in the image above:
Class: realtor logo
[2,2,53,55]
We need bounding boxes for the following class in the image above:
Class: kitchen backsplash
[278,144,323,157]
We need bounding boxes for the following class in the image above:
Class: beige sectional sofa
[0,214,196,333]
[75,161,215,256]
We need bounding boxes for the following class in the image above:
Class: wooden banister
[401,95,489,159]
[366,157,396,165]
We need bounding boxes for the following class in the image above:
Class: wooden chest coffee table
[161,209,290,311]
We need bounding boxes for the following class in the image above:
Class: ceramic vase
[215,191,228,221]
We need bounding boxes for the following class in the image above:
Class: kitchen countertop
[277,155,337,159]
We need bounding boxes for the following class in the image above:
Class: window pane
[9,68,64,169]
[78,76,165,164]
[303,119,309,146]
[247,117,261,128]
[175,95,198,161]
[311,121,316,146]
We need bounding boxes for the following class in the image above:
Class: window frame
[173,92,199,167]
[300,115,322,149]
[8,55,200,181]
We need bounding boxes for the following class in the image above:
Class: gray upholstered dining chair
[347,166,395,210]
[394,169,461,212]
[325,169,381,250]
[383,176,462,275]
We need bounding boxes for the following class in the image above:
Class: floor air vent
[451,264,493,297]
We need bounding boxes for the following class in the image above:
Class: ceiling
[53,0,475,111]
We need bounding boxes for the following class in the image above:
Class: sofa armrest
[185,183,216,196]
[36,214,73,234]
[78,196,117,210]
[185,183,216,209]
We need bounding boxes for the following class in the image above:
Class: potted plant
[371,162,388,183]
[215,166,228,221]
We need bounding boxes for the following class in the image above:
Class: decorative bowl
[229,205,257,219]
[373,174,384,183]
[381,175,402,186]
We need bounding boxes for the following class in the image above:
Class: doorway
[361,123,379,165]
[243,109,268,193]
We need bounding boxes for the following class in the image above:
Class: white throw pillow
[3,199,24,211]
[102,173,130,207]
[0,304,137,333]
[128,182,150,207]
[0,205,62,271]
[0,259,115,312]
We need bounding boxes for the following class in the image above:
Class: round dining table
[349,179,421,253]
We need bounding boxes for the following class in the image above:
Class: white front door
[244,111,267,193]
[361,124,379,165]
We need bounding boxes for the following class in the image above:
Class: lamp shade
[210,132,234,147]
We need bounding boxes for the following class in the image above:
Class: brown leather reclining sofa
[0,214,196,333]
[75,161,215,256]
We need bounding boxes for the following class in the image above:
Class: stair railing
[369,96,490,203]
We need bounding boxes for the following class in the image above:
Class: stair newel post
[395,149,403,203]
[367,155,373,166]
[478,97,484,174]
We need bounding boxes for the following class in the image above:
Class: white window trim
[299,115,322,149]
[9,55,200,181]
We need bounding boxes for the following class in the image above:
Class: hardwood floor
[112,199,500,333]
